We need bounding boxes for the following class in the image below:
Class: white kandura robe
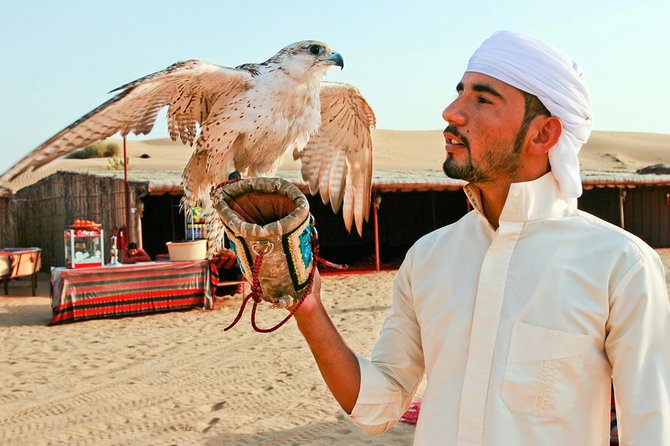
[349,172,670,445]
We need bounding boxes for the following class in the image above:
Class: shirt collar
[464,172,576,224]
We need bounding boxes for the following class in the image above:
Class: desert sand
[0,249,669,446]
[1,129,668,444]
[0,271,411,446]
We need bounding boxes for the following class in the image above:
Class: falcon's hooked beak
[326,52,344,69]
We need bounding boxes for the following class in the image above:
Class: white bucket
[166,240,207,261]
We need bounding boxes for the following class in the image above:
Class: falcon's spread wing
[5,42,377,239]
[4,60,251,181]
[296,81,376,236]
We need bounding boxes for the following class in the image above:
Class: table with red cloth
[210,249,245,296]
[50,260,213,325]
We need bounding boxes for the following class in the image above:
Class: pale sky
[2,0,669,175]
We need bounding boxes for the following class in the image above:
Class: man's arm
[606,251,670,443]
[293,269,361,413]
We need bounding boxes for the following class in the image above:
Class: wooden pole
[619,188,626,229]
[123,136,131,248]
[373,192,381,272]
[136,204,143,249]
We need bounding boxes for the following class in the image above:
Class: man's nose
[442,100,466,126]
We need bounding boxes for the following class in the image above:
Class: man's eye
[478,97,492,104]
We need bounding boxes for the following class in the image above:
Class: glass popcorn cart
[64,226,105,269]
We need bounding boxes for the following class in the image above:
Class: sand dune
[3,129,669,191]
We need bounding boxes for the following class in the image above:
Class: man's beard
[442,125,526,184]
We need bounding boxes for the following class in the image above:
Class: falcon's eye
[308,45,322,55]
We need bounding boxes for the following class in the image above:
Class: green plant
[104,142,120,157]
[107,156,129,171]
[66,141,121,159]
[66,145,96,159]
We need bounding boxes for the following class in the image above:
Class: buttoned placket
[457,217,524,445]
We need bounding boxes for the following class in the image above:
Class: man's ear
[529,116,563,155]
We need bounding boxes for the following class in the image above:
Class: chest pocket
[502,321,590,418]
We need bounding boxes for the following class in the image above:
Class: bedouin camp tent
[4,167,670,269]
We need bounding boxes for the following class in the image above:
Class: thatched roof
[581,171,670,189]
[55,169,670,197]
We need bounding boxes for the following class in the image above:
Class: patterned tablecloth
[50,260,213,325]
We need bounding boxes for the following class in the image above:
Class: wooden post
[373,192,381,272]
[619,188,627,229]
[136,202,144,249]
[123,136,131,248]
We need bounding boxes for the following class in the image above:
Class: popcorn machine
[64,220,105,268]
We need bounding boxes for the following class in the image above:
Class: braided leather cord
[222,230,338,333]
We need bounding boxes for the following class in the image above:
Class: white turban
[466,31,593,197]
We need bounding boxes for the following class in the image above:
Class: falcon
[3,40,375,235]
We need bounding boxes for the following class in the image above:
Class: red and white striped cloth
[50,260,212,324]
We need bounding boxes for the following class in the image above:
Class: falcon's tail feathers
[182,149,210,206]
[206,210,225,259]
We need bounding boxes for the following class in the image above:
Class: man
[292,31,670,445]
[124,242,152,263]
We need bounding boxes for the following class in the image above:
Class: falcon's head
[265,40,344,80]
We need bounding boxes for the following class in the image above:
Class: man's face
[442,72,527,184]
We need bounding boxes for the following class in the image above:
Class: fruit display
[70,219,102,230]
